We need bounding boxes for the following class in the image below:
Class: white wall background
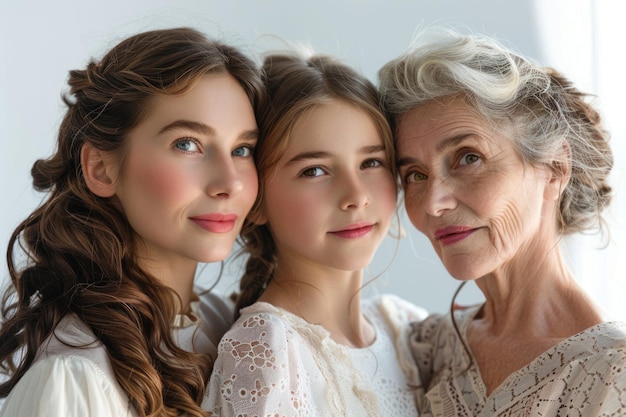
[1,0,624,316]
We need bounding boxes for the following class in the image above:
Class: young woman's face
[396,97,555,280]
[261,100,397,272]
[114,73,258,267]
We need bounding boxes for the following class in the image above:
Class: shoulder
[219,302,301,351]
[0,352,133,416]
[574,321,626,368]
[594,321,626,347]
[39,314,112,371]
[410,304,479,343]
[207,303,320,415]
[363,293,428,324]
[194,289,236,349]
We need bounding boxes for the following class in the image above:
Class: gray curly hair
[378,28,613,236]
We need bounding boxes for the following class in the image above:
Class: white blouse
[204,294,427,417]
[0,290,234,417]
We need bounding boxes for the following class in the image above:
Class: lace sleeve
[204,311,316,417]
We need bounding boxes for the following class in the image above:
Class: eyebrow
[158,120,259,140]
[286,144,386,165]
[397,133,472,167]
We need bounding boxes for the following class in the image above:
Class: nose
[205,152,244,198]
[420,176,457,217]
[338,173,369,210]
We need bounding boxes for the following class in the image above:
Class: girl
[205,51,426,416]
[0,27,264,416]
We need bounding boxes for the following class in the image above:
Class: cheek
[263,180,317,230]
[125,159,192,205]
[486,198,527,253]
[270,189,309,217]
[403,190,427,232]
[240,167,259,213]
[484,176,544,251]
[379,177,399,217]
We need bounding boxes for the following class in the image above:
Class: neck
[137,255,198,314]
[473,242,602,337]
[259,258,374,347]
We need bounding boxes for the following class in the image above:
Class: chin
[443,264,483,281]
[198,247,233,264]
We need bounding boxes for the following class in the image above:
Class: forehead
[396,98,526,168]
[286,100,381,152]
[398,97,476,136]
[396,98,501,152]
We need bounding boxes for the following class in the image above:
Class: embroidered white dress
[0,290,234,417]
[204,294,427,417]
[410,305,626,417]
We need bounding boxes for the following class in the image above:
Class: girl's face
[261,99,396,273]
[114,73,259,269]
[396,97,557,280]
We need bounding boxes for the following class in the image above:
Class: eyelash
[299,158,385,178]
[300,166,326,177]
[362,158,385,169]
[232,144,255,158]
[402,151,481,185]
[458,152,480,166]
[174,137,201,153]
[173,138,256,158]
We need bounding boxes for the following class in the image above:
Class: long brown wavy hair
[0,27,264,416]
[234,52,396,318]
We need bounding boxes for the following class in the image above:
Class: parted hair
[234,51,395,317]
[0,27,264,417]
[378,28,613,236]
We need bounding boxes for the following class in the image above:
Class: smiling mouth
[191,219,236,233]
[434,226,478,246]
[189,213,238,234]
[329,223,375,239]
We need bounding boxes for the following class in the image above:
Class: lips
[434,225,478,246]
[189,213,238,234]
[329,222,374,239]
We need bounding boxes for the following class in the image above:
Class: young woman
[205,52,426,416]
[379,28,626,416]
[0,27,264,416]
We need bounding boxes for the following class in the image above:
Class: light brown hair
[234,51,395,317]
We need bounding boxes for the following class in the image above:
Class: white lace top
[204,294,427,417]
[410,305,626,417]
[0,290,234,417]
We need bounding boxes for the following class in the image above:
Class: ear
[81,142,118,197]
[544,141,572,202]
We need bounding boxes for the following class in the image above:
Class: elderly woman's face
[396,97,557,280]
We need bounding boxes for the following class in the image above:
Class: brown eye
[301,167,325,177]
[361,159,383,169]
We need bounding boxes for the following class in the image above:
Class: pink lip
[190,213,238,234]
[434,225,478,246]
[329,222,374,239]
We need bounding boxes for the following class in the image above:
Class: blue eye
[232,145,254,157]
[301,167,325,177]
[174,139,200,152]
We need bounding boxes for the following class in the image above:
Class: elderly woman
[379,29,626,416]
